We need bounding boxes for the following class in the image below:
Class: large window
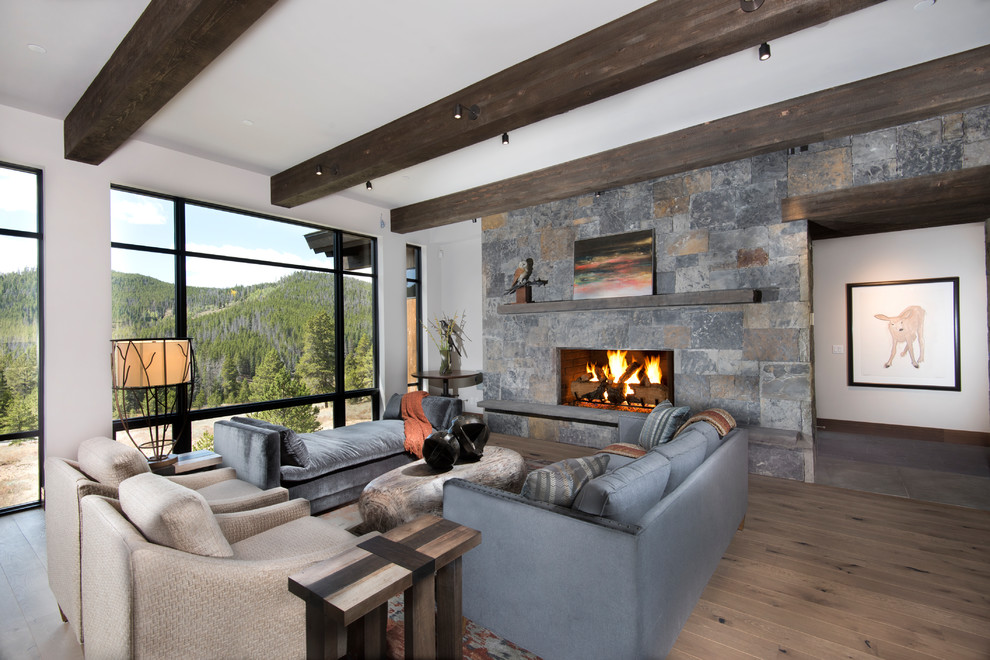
[0,163,43,512]
[406,245,423,391]
[111,188,378,452]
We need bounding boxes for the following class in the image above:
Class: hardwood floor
[2,466,988,659]
[670,475,990,660]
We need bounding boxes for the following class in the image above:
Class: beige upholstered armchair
[80,474,376,659]
[45,436,289,644]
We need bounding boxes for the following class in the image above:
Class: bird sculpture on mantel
[504,257,547,295]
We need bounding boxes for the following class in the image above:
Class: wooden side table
[411,370,482,397]
[288,515,481,660]
[151,449,221,475]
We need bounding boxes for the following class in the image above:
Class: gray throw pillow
[521,454,610,507]
[638,403,691,448]
[232,416,310,467]
[119,473,233,558]
[77,436,150,487]
[383,393,403,420]
[573,450,671,524]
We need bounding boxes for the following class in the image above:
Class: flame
[606,350,628,382]
[644,355,663,385]
[585,362,599,382]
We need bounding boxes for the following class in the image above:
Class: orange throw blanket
[401,391,433,458]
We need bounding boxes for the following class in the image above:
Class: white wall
[0,103,416,458]
[812,223,990,432]
[406,220,484,412]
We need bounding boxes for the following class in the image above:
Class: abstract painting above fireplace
[559,348,674,413]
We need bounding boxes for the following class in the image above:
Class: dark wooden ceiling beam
[390,45,990,234]
[782,165,990,239]
[271,0,884,208]
[64,0,281,165]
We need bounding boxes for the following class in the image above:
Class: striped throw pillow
[675,408,737,438]
[639,403,691,448]
[521,454,610,506]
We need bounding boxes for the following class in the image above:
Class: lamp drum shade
[112,338,192,388]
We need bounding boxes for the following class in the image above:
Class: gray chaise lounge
[214,394,463,512]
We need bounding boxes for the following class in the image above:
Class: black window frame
[110,185,380,450]
[0,161,45,514]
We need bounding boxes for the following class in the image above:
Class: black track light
[739,0,765,11]
[759,42,771,61]
[502,132,509,145]
[454,103,480,120]
[316,164,323,176]
[366,181,373,190]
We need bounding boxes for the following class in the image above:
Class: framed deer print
[846,277,960,391]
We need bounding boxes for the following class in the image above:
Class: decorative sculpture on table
[423,430,459,472]
[450,413,489,462]
[111,338,195,469]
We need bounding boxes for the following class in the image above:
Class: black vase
[423,430,459,472]
[450,414,489,463]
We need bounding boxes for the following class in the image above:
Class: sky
[0,167,39,274]
[110,189,336,288]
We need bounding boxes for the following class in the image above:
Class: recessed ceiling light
[27,44,47,54]
[913,0,936,10]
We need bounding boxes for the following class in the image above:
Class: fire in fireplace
[560,348,674,413]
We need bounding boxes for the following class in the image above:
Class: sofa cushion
[520,454,609,507]
[119,473,233,558]
[279,420,406,482]
[652,430,707,495]
[639,403,691,448]
[421,395,460,430]
[676,408,737,439]
[231,416,310,467]
[573,450,671,524]
[682,421,723,458]
[77,436,150,487]
[383,393,403,420]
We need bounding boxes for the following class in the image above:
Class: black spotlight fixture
[315,164,323,176]
[502,132,509,145]
[739,0,765,11]
[454,103,480,120]
[759,42,771,61]
[366,181,373,190]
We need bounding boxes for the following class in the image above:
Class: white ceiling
[2,0,989,212]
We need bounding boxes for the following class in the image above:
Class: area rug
[384,596,540,660]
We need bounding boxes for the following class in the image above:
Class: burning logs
[569,352,668,409]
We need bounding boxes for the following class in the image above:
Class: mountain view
[0,267,375,440]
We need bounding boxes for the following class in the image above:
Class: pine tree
[344,334,375,391]
[297,311,335,398]
[250,350,319,432]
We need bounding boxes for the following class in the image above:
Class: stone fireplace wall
[479,104,990,481]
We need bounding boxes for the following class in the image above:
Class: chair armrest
[206,487,290,515]
[213,421,282,490]
[214,499,312,544]
[166,466,236,490]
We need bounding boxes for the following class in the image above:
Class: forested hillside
[0,268,39,434]
[0,267,374,435]
[111,270,375,411]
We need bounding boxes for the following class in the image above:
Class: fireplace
[559,348,674,413]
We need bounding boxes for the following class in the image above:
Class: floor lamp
[111,338,195,469]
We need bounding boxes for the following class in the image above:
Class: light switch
[831,345,844,354]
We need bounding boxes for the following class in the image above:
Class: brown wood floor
[2,441,988,659]
[671,475,990,660]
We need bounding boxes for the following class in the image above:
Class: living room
[2,0,990,658]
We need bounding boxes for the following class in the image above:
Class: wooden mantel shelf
[497,288,761,315]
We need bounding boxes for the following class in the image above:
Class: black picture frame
[846,277,960,391]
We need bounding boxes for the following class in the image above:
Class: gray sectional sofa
[214,394,462,512]
[443,416,748,660]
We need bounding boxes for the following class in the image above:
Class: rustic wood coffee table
[358,446,526,532]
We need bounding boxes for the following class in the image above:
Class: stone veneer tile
[540,226,576,261]
[943,113,964,141]
[743,328,800,361]
[760,363,811,401]
[737,247,769,268]
[482,213,507,231]
[963,140,990,167]
[787,148,852,195]
[709,375,758,402]
[654,196,690,218]
[964,105,990,142]
[684,170,712,195]
[664,325,691,349]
